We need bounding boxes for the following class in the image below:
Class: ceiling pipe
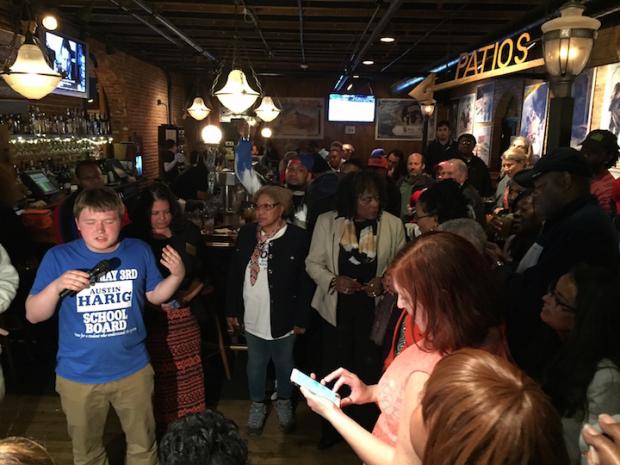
[238,0,273,58]
[333,0,405,92]
[347,3,382,66]
[381,2,469,73]
[131,0,217,61]
[297,0,306,67]
[108,0,179,47]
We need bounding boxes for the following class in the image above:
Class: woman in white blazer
[305,170,405,448]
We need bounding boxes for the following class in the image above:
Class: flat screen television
[328,94,376,122]
[21,170,60,198]
[45,31,88,98]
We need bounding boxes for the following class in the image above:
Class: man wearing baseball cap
[508,146,618,379]
[366,148,401,217]
[580,129,620,214]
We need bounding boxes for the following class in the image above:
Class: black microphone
[59,257,122,298]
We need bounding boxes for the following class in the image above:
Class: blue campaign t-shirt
[30,238,163,383]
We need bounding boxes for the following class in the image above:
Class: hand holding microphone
[58,258,121,298]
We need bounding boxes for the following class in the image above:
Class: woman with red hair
[301,232,509,465]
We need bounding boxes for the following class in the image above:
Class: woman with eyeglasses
[541,265,620,464]
[305,170,405,448]
[226,185,313,435]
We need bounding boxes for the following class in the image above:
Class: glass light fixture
[187,96,211,120]
[261,127,272,138]
[255,96,281,122]
[214,69,260,114]
[201,124,223,144]
[362,60,374,65]
[380,36,395,43]
[1,34,62,100]
[541,2,600,78]
[420,100,436,118]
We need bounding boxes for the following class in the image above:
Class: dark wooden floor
[0,395,360,465]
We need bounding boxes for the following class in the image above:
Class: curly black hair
[335,169,387,219]
[159,410,248,465]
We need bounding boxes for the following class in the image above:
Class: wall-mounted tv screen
[328,94,375,122]
[45,31,88,98]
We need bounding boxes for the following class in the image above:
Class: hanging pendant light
[255,96,281,122]
[214,69,260,114]
[1,33,62,100]
[187,96,211,120]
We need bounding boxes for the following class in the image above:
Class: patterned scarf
[339,219,378,263]
[249,222,283,286]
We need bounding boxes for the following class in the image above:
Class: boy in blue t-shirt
[27,187,185,465]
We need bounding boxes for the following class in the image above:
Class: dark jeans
[320,301,381,437]
[246,332,296,402]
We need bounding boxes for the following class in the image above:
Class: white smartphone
[290,368,340,406]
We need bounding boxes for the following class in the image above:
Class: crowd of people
[1,121,620,465]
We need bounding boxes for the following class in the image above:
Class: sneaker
[274,399,295,432]
[247,402,267,435]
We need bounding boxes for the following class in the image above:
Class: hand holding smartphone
[290,368,340,406]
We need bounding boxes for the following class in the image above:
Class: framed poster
[376,98,428,140]
[449,100,459,137]
[520,82,549,157]
[570,67,596,148]
[270,97,324,139]
[457,93,475,136]
[473,124,492,166]
[600,63,620,146]
[474,83,494,123]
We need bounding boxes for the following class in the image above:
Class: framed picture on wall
[600,63,620,146]
[457,93,475,136]
[570,67,596,148]
[449,100,459,137]
[375,98,433,141]
[473,123,493,166]
[474,83,494,124]
[270,97,324,139]
[520,82,549,158]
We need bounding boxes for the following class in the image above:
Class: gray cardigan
[563,358,620,465]
[305,211,405,327]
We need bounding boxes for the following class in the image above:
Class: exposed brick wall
[87,40,186,180]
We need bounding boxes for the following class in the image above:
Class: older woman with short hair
[226,185,312,435]
[305,170,405,447]
[496,147,528,209]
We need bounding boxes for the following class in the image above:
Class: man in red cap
[366,149,401,216]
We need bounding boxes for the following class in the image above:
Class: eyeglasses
[547,285,576,313]
[459,139,474,145]
[255,202,280,212]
